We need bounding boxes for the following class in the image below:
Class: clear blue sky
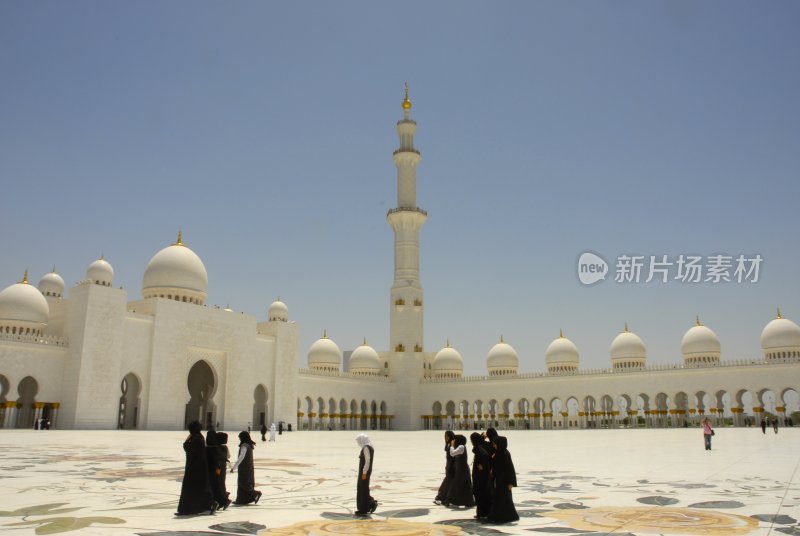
[1,2,798,374]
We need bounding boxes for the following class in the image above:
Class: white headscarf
[356,433,372,448]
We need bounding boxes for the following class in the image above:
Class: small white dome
[0,273,49,329]
[38,270,65,298]
[433,343,463,377]
[487,337,518,376]
[308,332,342,371]
[681,318,721,364]
[142,232,208,304]
[761,310,800,359]
[87,257,114,286]
[268,299,288,322]
[610,325,647,362]
[349,340,381,375]
[546,331,580,372]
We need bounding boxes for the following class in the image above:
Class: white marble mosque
[1,88,799,432]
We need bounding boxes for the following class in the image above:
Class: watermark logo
[577,252,609,285]
[578,253,763,285]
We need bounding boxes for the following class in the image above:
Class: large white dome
[349,340,381,375]
[307,331,342,371]
[0,272,49,334]
[487,337,518,376]
[761,310,800,359]
[38,270,65,298]
[610,324,646,369]
[142,232,208,304]
[546,331,579,372]
[433,343,463,378]
[87,256,114,287]
[681,317,721,364]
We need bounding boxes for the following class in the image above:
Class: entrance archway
[185,361,216,429]
[16,376,38,429]
[253,385,268,428]
[118,373,141,429]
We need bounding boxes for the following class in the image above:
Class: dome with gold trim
[681,317,721,365]
[487,336,518,376]
[307,331,342,372]
[142,231,208,305]
[546,330,580,373]
[38,269,65,298]
[610,324,646,369]
[349,339,381,376]
[761,309,800,360]
[433,342,463,379]
[0,271,49,335]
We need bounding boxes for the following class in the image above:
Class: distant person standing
[761,417,767,434]
[177,421,217,516]
[355,433,378,516]
[269,423,277,442]
[702,417,714,451]
[260,423,267,442]
[231,431,262,505]
[773,418,779,434]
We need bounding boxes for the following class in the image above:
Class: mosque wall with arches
[417,359,800,431]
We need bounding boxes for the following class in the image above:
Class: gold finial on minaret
[624,322,629,333]
[175,229,183,246]
[52,265,56,273]
[777,308,783,319]
[20,270,29,284]
[323,329,328,339]
[446,338,450,348]
[696,315,702,326]
[363,337,368,346]
[500,334,504,343]
[559,328,564,338]
[402,82,412,110]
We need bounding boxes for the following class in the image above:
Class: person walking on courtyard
[177,421,217,516]
[269,422,277,442]
[773,418,779,434]
[434,430,455,505]
[260,423,267,442]
[470,432,492,520]
[761,417,767,434]
[355,433,378,516]
[206,429,232,510]
[487,436,518,524]
[445,434,475,508]
[702,417,714,451]
[231,431,262,505]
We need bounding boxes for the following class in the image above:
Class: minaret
[388,84,427,356]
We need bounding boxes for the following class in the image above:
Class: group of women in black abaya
[177,422,262,516]
[433,427,519,524]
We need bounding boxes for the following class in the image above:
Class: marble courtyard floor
[1,428,799,536]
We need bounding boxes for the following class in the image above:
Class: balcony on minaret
[413,298,423,309]
[394,298,405,311]
[395,343,405,352]
[414,344,423,352]
[387,206,428,217]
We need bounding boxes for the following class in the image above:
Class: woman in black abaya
[206,429,231,509]
[355,433,378,516]
[470,432,492,519]
[434,430,455,505]
[231,431,262,505]
[177,421,217,516]
[487,436,519,523]
[445,434,475,507]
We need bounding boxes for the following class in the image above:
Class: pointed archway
[185,361,216,429]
